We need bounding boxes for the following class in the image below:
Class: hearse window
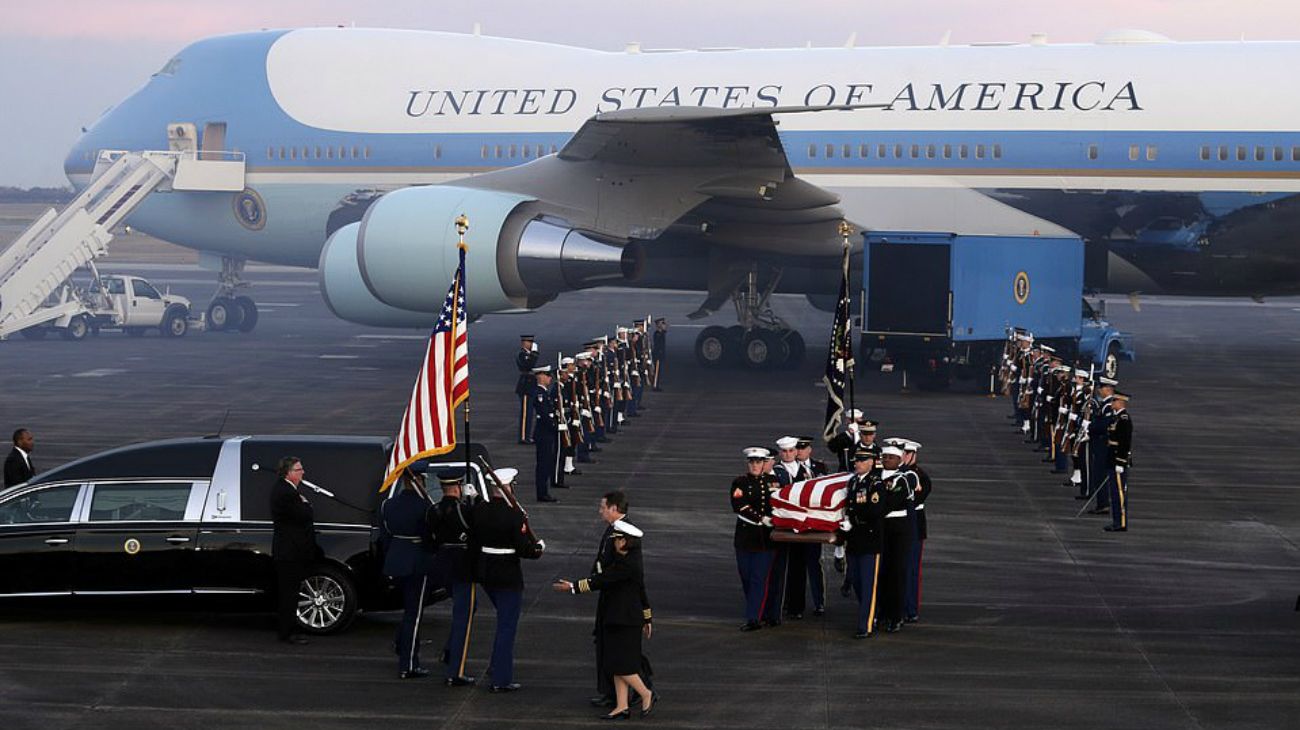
[1199,146,1210,161]
[131,280,161,300]
[1088,145,1099,161]
[1146,145,1158,161]
[0,485,80,525]
[89,483,191,522]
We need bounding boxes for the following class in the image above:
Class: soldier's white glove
[761,516,772,527]
[594,407,602,414]
[581,409,592,418]
[1115,466,1125,474]
[1069,413,1078,421]
[1037,387,1044,394]
[570,420,581,428]
[1081,420,1090,430]
[1021,422,1030,434]
[536,539,546,551]
[839,519,853,532]
[557,423,569,432]
[531,342,538,352]
[847,423,859,437]
[1058,407,1068,415]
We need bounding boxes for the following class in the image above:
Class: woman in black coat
[555,520,656,720]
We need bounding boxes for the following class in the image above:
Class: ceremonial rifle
[475,455,541,545]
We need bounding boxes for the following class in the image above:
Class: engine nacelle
[319,223,440,328]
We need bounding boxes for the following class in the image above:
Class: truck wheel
[61,315,89,341]
[19,327,48,340]
[234,296,258,333]
[161,306,189,338]
[741,329,785,370]
[207,297,243,332]
[1103,343,1120,380]
[694,326,731,368]
[295,564,358,635]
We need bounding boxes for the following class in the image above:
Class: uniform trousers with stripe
[395,574,428,673]
[1109,467,1129,529]
[848,553,881,634]
[444,581,477,679]
[736,548,776,623]
[519,395,535,442]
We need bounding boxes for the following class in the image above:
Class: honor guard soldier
[380,469,434,678]
[786,436,828,618]
[629,323,647,414]
[733,447,777,631]
[469,468,545,692]
[759,447,785,627]
[430,469,477,686]
[1083,377,1118,513]
[574,352,600,463]
[556,357,580,484]
[516,335,539,444]
[877,446,915,633]
[827,409,865,471]
[898,440,930,623]
[651,318,667,391]
[840,448,889,638]
[1105,392,1133,532]
[531,366,560,503]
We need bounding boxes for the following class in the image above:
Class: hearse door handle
[166,536,192,544]
[45,537,70,546]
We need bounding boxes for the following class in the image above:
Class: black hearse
[0,435,492,634]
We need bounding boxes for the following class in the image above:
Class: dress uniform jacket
[731,474,773,552]
[4,448,35,488]
[842,473,890,555]
[1108,410,1133,469]
[904,465,932,541]
[826,430,861,472]
[515,349,538,396]
[577,548,650,627]
[379,489,432,578]
[270,479,317,563]
[427,495,473,588]
[470,499,543,589]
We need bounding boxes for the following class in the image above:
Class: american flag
[822,244,855,442]
[381,247,469,491]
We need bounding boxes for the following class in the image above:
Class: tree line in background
[0,187,74,204]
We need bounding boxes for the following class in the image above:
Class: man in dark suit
[5,429,36,488]
[380,470,434,678]
[270,456,317,644]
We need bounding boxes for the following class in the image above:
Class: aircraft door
[200,122,227,161]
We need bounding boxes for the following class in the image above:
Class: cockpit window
[154,56,183,77]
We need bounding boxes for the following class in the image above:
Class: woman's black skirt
[600,624,642,676]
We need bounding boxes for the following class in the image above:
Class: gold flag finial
[455,214,470,251]
[838,220,853,241]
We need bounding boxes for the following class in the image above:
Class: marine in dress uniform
[430,470,478,686]
[531,366,560,503]
[651,318,667,391]
[468,468,545,692]
[898,440,931,623]
[1105,392,1134,532]
[877,446,914,633]
[516,335,539,444]
[840,448,890,638]
[733,447,777,631]
[784,436,829,618]
[758,448,785,626]
[379,471,434,678]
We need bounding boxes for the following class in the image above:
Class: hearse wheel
[295,564,358,635]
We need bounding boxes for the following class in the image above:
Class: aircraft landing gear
[692,265,806,370]
[206,256,258,333]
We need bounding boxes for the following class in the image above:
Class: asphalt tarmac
[1,264,1298,729]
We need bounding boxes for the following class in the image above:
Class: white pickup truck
[18,273,194,340]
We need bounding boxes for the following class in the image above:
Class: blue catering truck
[859,231,1134,388]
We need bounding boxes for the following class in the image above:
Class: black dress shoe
[854,630,871,639]
[538,496,559,503]
[590,695,616,708]
[554,483,570,489]
[840,584,852,598]
[762,618,782,627]
[279,634,309,645]
[1088,507,1109,514]
[904,615,919,624]
[489,683,522,693]
[1103,525,1127,532]
[786,612,803,620]
[739,620,762,632]
[399,667,430,679]
[884,620,902,633]
[600,709,631,721]
[568,469,583,476]
[518,439,534,445]
[813,606,825,617]
[833,556,846,573]
[445,675,476,687]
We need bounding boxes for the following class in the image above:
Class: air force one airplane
[62,27,1300,356]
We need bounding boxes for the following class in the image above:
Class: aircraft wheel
[741,329,786,370]
[694,326,731,369]
[780,330,806,369]
[234,296,258,333]
[207,297,242,332]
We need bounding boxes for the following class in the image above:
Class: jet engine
[318,185,637,326]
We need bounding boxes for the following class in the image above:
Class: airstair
[0,147,244,339]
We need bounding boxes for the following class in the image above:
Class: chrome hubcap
[297,575,345,630]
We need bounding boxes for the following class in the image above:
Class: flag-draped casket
[771,472,852,533]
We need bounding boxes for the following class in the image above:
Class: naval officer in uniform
[379,469,434,678]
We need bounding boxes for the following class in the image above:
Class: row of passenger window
[266,144,374,161]
[1199,144,1300,162]
[480,143,560,160]
[808,142,1004,161]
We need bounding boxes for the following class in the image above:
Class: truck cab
[89,274,192,337]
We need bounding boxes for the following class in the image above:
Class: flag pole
[455,214,472,487]
[839,220,856,418]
